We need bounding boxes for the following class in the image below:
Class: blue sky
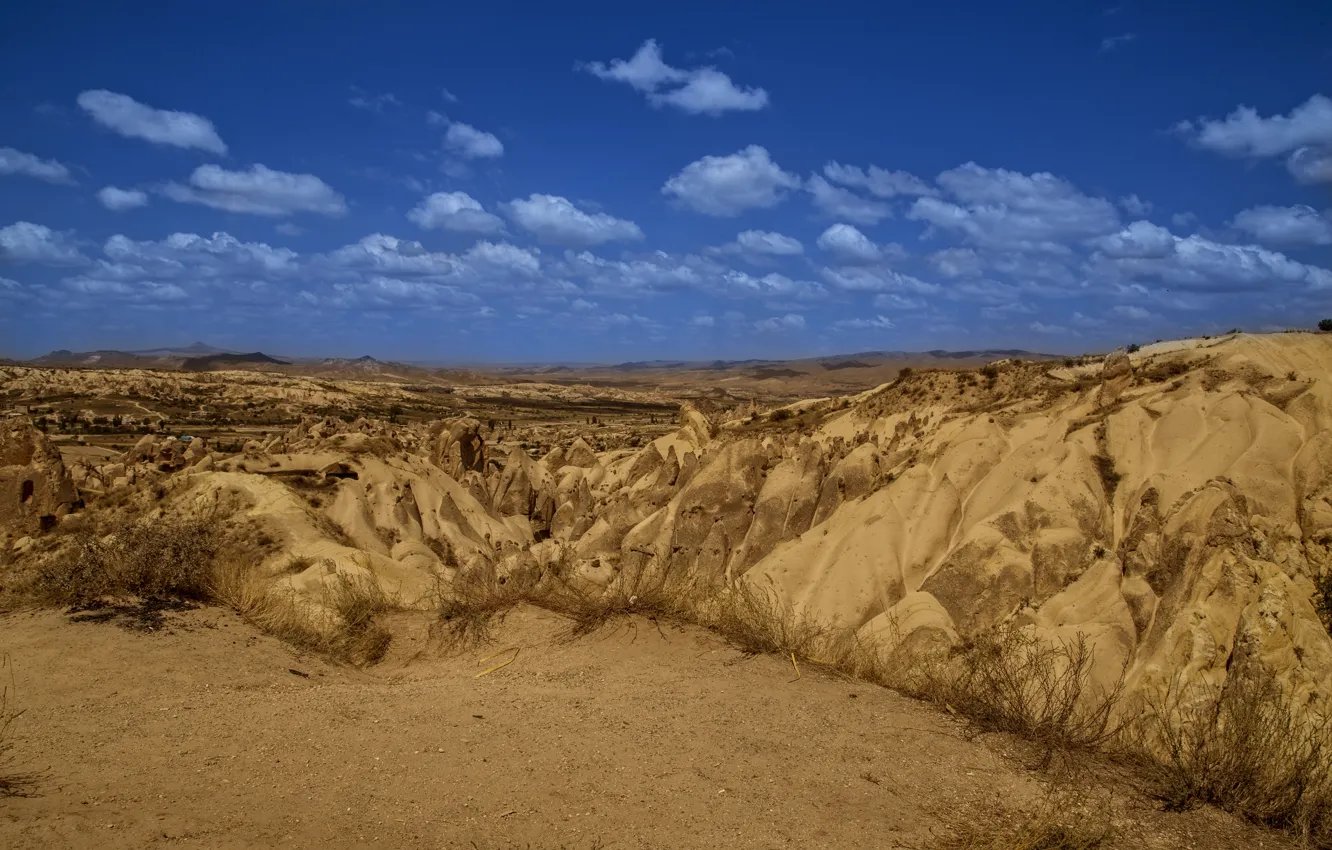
[1,2,1330,362]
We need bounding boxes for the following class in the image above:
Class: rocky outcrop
[1,419,80,538]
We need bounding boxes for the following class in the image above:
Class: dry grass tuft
[212,560,393,666]
[0,655,41,797]
[1124,666,1332,845]
[906,625,1124,765]
[936,789,1112,849]
[433,561,542,651]
[545,566,709,641]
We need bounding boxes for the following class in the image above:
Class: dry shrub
[545,564,710,641]
[327,574,393,665]
[1124,667,1332,845]
[0,655,41,797]
[936,788,1112,849]
[909,625,1124,763]
[707,580,847,663]
[433,561,542,651]
[28,516,219,606]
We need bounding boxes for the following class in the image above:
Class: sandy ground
[0,607,1297,850]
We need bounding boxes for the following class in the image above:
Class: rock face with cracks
[19,332,1332,719]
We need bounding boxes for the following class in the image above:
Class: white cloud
[1176,94,1332,158]
[873,293,927,310]
[96,186,148,211]
[821,266,940,295]
[823,162,935,197]
[1091,229,1332,293]
[928,247,983,278]
[325,234,462,277]
[661,146,800,216]
[505,194,643,245]
[690,314,716,327]
[716,229,804,258]
[1113,305,1159,321]
[0,222,86,264]
[348,90,400,112]
[102,231,300,277]
[754,313,805,332]
[560,250,716,295]
[441,88,459,103]
[408,191,506,234]
[275,222,304,236]
[816,223,882,263]
[463,240,542,276]
[909,162,1120,251]
[1288,147,1332,184]
[806,175,891,225]
[162,164,347,217]
[833,315,894,330]
[0,147,75,184]
[583,39,769,116]
[76,89,227,154]
[722,270,826,301]
[1029,321,1074,335]
[1119,194,1152,216]
[445,123,504,159]
[1231,204,1332,246]
[1099,33,1136,53]
[1090,220,1176,257]
[1172,211,1198,229]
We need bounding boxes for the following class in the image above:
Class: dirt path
[0,606,1293,849]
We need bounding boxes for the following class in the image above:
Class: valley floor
[0,607,1298,849]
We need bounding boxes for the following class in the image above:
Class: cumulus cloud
[715,229,804,259]
[909,162,1120,251]
[928,247,983,278]
[823,162,935,198]
[1090,220,1176,257]
[1090,228,1332,293]
[0,147,75,184]
[1176,94,1332,158]
[582,39,769,116]
[754,313,805,332]
[162,164,347,217]
[1288,147,1332,184]
[97,186,148,211]
[505,194,643,246]
[816,223,882,263]
[1231,204,1332,246]
[76,90,227,154]
[1119,194,1152,216]
[833,315,894,330]
[444,122,504,159]
[806,175,891,225]
[661,146,800,216]
[407,191,505,234]
[821,266,940,295]
[1176,94,1332,184]
[721,270,826,302]
[0,221,86,264]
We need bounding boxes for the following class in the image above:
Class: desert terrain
[3,330,1332,848]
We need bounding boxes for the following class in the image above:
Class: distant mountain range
[13,345,1060,390]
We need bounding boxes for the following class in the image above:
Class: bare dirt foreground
[0,607,1292,850]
